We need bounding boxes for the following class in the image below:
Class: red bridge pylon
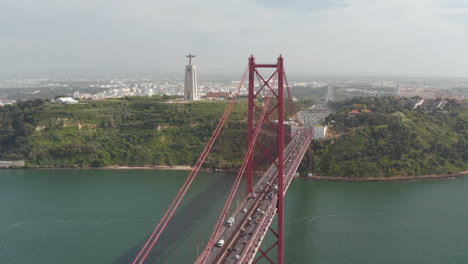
[246,55,286,264]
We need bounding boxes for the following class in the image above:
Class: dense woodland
[0,97,248,168]
[0,95,467,177]
[300,97,468,177]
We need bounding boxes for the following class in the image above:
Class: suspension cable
[283,69,301,124]
[196,73,278,264]
[132,66,249,264]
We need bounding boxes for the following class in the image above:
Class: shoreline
[1,164,240,173]
[299,171,468,182]
[103,165,193,170]
[1,165,194,171]
[3,165,468,182]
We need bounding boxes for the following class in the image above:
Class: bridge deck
[198,129,313,264]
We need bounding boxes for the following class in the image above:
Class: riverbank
[1,165,194,171]
[299,171,468,182]
[5,165,468,181]
[1,165,244,174]
[103,165,193,170]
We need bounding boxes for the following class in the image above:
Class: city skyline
[2,0,468,77]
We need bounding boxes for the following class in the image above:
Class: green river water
[1,169,467,263]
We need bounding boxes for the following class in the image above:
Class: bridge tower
[132,55,308,264]
[246,55,286,264]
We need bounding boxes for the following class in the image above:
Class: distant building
[56,97,78,104]
[313,126,328,139]
[442,94,465,101]
[290,125,327,139]
[411,99,425,109]
[184,54,198,100]
[205,92,230,99]
[348,109,371,118]
[407,99,447,111]
[0,99,15,106]
[145,88,154,96]
[0,161,25,168]
[399,92,436,100]
[420,99,445,110]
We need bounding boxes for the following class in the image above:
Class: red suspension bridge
[131,55,314,264]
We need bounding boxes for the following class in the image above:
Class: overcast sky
[1,0,468,77]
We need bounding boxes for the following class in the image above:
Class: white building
[184,54,198,100]
[145,88,154,96]
[56,97,78,104]
[290,125,327,139]
[313,126,327,139]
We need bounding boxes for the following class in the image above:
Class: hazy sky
[1,0,468,77]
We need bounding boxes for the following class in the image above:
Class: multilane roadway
[197,129,313,264]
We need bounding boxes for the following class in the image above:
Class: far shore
[2,164,239,173]
[2,165,194,171]
[103,165,193,170]
[298,171,468,182]
[3,165,468,182]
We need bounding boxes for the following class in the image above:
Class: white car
[216,239,225,247]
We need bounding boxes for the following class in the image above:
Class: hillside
[0,97,248,169]
[1,96,467,178]
[303,97,468,177]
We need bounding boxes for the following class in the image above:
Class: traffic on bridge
[132,55,312,264]
[196,129,313,264]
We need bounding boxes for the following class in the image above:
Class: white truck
[226,216,235,227]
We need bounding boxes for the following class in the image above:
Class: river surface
[1,169,468,263]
